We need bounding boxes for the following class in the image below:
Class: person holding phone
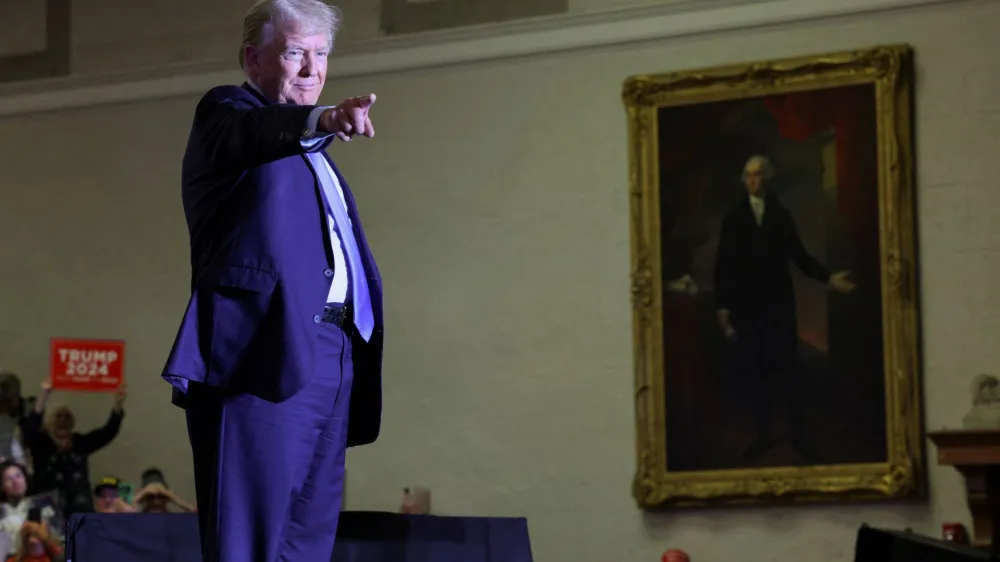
[6,520,62,562]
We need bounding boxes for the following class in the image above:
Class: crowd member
[92,477,134,514]
[400,487,431,515]
[0,462,60,559]
[5,521,62,562]
[0,374,29,468]
[21,382,127,517]
[134,469,194,513]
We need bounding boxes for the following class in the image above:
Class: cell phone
[27,506,42,523]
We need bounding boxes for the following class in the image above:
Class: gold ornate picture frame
[624,45,921,507]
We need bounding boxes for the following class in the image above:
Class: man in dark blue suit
[160,1,384,560]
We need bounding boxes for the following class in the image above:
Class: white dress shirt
[749,194,765,226]
[304,135,352,305]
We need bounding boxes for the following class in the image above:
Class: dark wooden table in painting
[624,45,922,508]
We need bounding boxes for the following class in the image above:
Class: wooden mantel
[928,428,1000,552]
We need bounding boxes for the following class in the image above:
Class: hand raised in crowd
[114,497,136,513]
[35,380,53,414]
[135,482,167,503]
[319,94,376,142]
[113,384,127,412]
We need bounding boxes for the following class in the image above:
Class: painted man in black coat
[713,155,855,461]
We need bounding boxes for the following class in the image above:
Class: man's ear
[244,45,258,74]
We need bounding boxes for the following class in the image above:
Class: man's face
[96,488,119,511]
[245,23,330,105]
[743,160,766,196]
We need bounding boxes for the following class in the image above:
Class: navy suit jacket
[162,83,384,448]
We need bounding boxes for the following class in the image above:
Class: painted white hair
[742,154,776,181]
[239,0,342,70]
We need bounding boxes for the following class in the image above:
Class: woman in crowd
[21,381,127,517]
[0,462,59,559]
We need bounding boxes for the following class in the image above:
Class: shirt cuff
[302,106,336,149]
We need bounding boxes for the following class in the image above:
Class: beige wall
[0,0,998,561]
[0,0,684,77]
[0,1,46,57]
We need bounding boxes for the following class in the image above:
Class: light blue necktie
[308,152,374,341]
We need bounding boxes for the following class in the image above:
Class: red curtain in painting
[763,87,883,407]
[762,87,879,284]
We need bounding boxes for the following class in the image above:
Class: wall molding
[0,0,963,116]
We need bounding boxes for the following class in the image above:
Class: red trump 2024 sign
[50,338,125,392]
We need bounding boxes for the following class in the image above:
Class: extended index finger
[358,93,376,115]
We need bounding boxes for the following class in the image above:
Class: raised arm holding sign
[21,380,127,518]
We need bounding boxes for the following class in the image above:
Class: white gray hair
[239,0,343,70]
[742,154,776,182]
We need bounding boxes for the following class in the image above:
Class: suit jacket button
[313,314,322,324]
[323,268,334,278]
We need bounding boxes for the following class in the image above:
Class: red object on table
[49,338,125,392]
[942,522,970,545]
[663,549,690,562]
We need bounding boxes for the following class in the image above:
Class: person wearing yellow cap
[92,477,134,514]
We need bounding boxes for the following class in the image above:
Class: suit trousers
[186,322,354,562]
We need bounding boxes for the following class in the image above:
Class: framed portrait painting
[624,45,922,507]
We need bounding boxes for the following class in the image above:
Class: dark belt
[321,302,354,332]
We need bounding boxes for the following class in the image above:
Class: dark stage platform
[65,510,534,562]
